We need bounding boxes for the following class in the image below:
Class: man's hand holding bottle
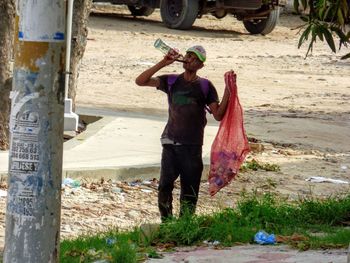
[162,48,185,65]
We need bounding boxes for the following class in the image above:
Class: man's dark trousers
[158,144,203,221]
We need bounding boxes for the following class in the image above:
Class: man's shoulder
[198,76,213,84]
[198,77,216,92]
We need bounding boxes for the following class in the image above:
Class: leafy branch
[294,0,350,59]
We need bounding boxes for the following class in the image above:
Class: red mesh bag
[209,71,250,196]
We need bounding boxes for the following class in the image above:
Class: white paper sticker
[17,0,65,42]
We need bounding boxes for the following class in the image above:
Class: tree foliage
[294,0,350,59]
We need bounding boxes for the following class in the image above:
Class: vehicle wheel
[127,5,155,16]
[243,7,280,35]
[160,0,198,29]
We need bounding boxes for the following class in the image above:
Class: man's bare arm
[209,87,230,121]
[135,53,178,87]
[135,61,165,87]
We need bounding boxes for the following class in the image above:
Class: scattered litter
[254,230,276,245]
[128,181,141,187]
[141,189,153,193]
[62,178,81,188]
[203,240,220,246]
[126,179,158,189]
[111,187,122,193]
[106,238,117,246]
[118,193,125,203]
[142,180,152,185]
[340,165,348,171]
[306,176,349,184]
[0,189,7,197]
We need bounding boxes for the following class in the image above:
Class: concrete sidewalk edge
[1,164,211,183]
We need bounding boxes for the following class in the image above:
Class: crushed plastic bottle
[254,230,276,245]
[62,178,80,188]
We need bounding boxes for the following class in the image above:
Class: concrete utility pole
[4,0,66,262]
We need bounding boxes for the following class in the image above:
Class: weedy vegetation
[60,191,350,262]
[240,159,281,172]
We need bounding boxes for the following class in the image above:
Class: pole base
[64,98,79,132]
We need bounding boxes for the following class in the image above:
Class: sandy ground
[0,4,349,243]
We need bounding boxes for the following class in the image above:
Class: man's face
[183,52,203,72]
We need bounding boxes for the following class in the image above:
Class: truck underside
[93,0,282,35]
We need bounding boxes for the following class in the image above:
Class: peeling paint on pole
[4,0,66,262]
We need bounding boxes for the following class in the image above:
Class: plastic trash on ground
[62,178,81,188]
[203,240,220,246]
[106,238,117,246]
[306,176,349,184]
[254,230,276,245]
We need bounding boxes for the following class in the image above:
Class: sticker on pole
[17,0,65,42]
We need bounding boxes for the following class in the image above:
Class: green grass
[60,230,141,263]
[240,159,281,172]
[60,192,350,262]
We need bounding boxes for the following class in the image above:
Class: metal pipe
[65,0,74,99]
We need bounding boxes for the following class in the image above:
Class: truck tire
[243,7,280,35]
[127,5,155,16]
[160,0,198,29]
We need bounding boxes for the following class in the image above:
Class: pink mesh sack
[209,71,250,196]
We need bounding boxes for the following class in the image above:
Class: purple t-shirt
[157,73,219,145]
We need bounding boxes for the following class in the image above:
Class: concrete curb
[63,165,160,181]
[62,164,211,181]
[1,164,211,182]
